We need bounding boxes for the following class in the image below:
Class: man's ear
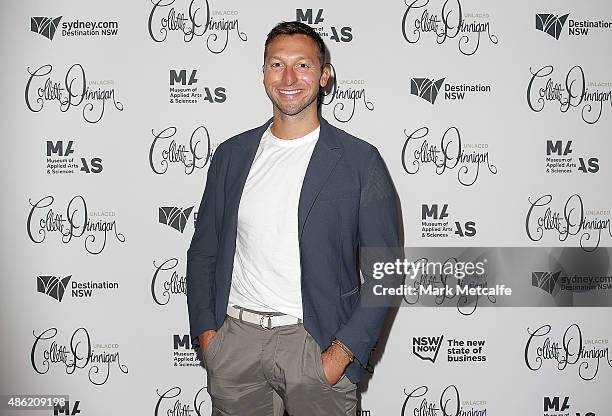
[319,64,331,88]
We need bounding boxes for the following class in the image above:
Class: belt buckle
[259,314,274,330]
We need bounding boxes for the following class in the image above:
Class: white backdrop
[2,0,611,415]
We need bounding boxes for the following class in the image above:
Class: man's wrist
[331,339,354,363]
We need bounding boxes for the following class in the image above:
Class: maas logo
[149,125,216,175]
[53,399,82,416]
[411,77,492,105]
[31,327,129,385]
[31,16,63,40]
[401,0,499,56]
[152,258,186,305]
[148,0,247,54]
[295,9,353,43]
[543,396,595,416]
[525,194,612,251]
[545,139,600,176]
[527,65,611,125]
[27,196,126,255]
[159,206,194,233]
[536,14,569,40]
[37,275,72,302]
[420,203,477,239]
[25,64,123,124]
[46,140,103,175]
[525,324,612,381]
[413,335,444,362]
[411,78,445,104]
[401,126,497,186]
[169,69,226,104]
[321,64,374,123]
[532,271,561,295]
[155,386,209,416]
[172,334,200,367]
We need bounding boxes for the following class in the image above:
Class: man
[187,21,399,416]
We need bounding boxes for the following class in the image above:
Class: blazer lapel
[298,118,342,239]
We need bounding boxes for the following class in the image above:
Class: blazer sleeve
[334,146,401,367]
[186,149,221,349]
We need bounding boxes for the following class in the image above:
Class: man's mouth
[277,89,302,97]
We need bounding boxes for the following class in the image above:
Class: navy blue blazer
[186,117,400,383]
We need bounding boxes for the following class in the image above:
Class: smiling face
[263,34,330,120]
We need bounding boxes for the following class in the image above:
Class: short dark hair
[264,21,326,68]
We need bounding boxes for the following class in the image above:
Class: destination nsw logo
[525,194,611,251]
[155,386,209,416]
[536,12,612,40]
[525,324,612,381]
[27,195,126,255]
[31,16,119,40]
[532,270,612,296]
[401,126,497,186]
[410,77,491,104]
[37,275,119,302]
[25,64,123,123]
[31,327,129,385]
[321,63,374,123]
[148,0,247,54]
[150,124,216,175]
[527,65,611,124]
[401,0,498,56]
[159,206,194,233]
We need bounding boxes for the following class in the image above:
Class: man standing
[187,21,399,416]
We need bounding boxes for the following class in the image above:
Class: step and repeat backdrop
[1,0,612,415]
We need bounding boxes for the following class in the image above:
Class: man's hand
[198,329,217,353]
[320,342,352,385]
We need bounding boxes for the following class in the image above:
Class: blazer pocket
[340,285,359,298]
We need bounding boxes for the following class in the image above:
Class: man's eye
[270,62,282,68]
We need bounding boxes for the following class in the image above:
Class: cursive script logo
[401,0,498,56]
[525,194,612,251]
[525,324,612,381]
[27,195,126,255]
[402,127,497,186]
[31,327,128,385]
[321,63,374,123]
[149,125,213,175]
[155,386,208,416]
[527,65,612,124]
[148,0,247,54]
[401,385,460,416]
[25,64,123,123]
[152,258,186,305]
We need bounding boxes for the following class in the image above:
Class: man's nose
[282,66,296,85]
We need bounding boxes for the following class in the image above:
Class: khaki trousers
[204,315,357,416]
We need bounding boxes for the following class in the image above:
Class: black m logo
[159,206,195,233]
[37,275,72,301]
[531,271,562,295]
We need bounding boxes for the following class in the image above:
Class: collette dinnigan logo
[402,126,497,186]
[148,0,247,54]
[149,124,216,175]
[525,194,611,251]
[152,257,186,305]
[31,327,129,385]
[25,64,123,123]
[401,385,460,416]
[322,64,374,123]
[536,13,612,40]
[525,324,612,381]
[401,0,498,56]
[155,386,209,416]
[527,65,611,124]
[27,195,126,255]
[410,77,491,104]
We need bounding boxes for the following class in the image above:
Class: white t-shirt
[227,124,320,319]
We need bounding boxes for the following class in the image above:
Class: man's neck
[270,109,320,140]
